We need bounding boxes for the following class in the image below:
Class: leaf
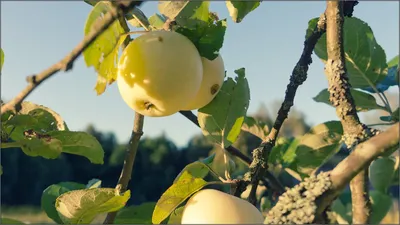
[41,182,87,224]
[115,202,156,224]
[307,17,388,88]
[19,137,63,159]
[83,1,125,95]
[1,48,4,72]
[225,1,261,23]
[293,121,343,177]
[176,18,227,60]
[152,170,208,224]
[369,156,396,193]
[167,206,185,224]
[369,190,393,224]
[200,153,216,165]
[313,88,387,112]
[198,68,250,149]
[158,1,209,28]
[269,137,293,165]
[387,55,399,68]
[173,161,219,184]
[149,13,167,29]
[86,178,102,189]
[331,198,352,224]
[0,218,25,224]
[281,137,301,167]
[48,131,104,164]
[241,116,269,140]
[56,188,130,224]
[392,107,399,122]
[126,8,150,28]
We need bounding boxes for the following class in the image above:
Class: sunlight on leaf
[56,188,130,224]
[225,1,261,23]
[241,116,269,140]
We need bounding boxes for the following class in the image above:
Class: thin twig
[179,110,285,194]
[324,1,372,223]
[315,122,399,222]
[0,0,143,114]
[103,8,145,225]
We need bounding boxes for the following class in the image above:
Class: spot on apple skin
[158,36,163,42]
[211,84,220,95]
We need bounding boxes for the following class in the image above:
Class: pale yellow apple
[117,30,203,117]
[181,55,225,110]
[181,189,264,224]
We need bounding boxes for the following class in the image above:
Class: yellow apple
[181,189,264,224]
[181,55,225,110]
[117,30,203,117]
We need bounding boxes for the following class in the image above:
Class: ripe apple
[181,189,264,224]
[116,30,203,117]
[182,55,225,110]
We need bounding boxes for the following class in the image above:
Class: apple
[116,30,203,117]
[182,55,225,110]
[181,189,264,224]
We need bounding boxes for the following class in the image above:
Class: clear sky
[1,1,399,147]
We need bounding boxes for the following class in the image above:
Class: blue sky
[1,1,399,147]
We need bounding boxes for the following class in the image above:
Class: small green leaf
[149,13,167,29]
[56,188,130,224]
[387,55,399,68]
[369,156,396,193]
[42,182,86,224]
[269,137,293,165]
[225,1,261,23]
[167,206,185,224]
[115,202,156,224]
[293,121,343,177]
[19,137,63,159]
[369,190,393,224]
[241,116,269,140]
[176,19,227,60]
[198,68,250,149]
[0,218,25,224]
[313,88,386,112]
[158,1,209,28]
[48,131,104,164]
[331,198,352,224]
[152,171,208,224]
[307,17,388,88]
[86,178,102,189]
[83,1,125,95]
[1,48,4,72]
[200,153,216,165]
[281,137,301,167]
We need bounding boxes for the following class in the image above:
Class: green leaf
[126,8,150,28]
[48,131,104,164]
[19,136,63,159]
[83,1,125,95]
[269,137,293,165]
[331,198,352,224]
[281,137,301,167]
[167,206,185,224]
[158,1,209,28]
[0,218,25,224]
[115,202,156,224]
[173,161,219,184]
[391,107,399,122]
[86,178,102,189]
[241,116,269,140]
[149,13,167,29]
[1,48,4,72]
[152,171,208,224]
[198,68,250,149]
[307,17,388,88]
[42,182,86,224]
[369,190,393,224]
[387,55,399,68]
[369,156,396,193]
[176,19,227,60]
[225,1,261,23]
[56,188,130,224]
[293,121,343,177]
[200,153,216,165]
[313,88,386,112]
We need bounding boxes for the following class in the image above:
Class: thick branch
[325,1,371,223]
[315,123,399,220]
[0,0,143,114]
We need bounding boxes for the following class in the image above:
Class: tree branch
[0,0,143,114]
[315,123,399,221]
[324,1,373,223]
